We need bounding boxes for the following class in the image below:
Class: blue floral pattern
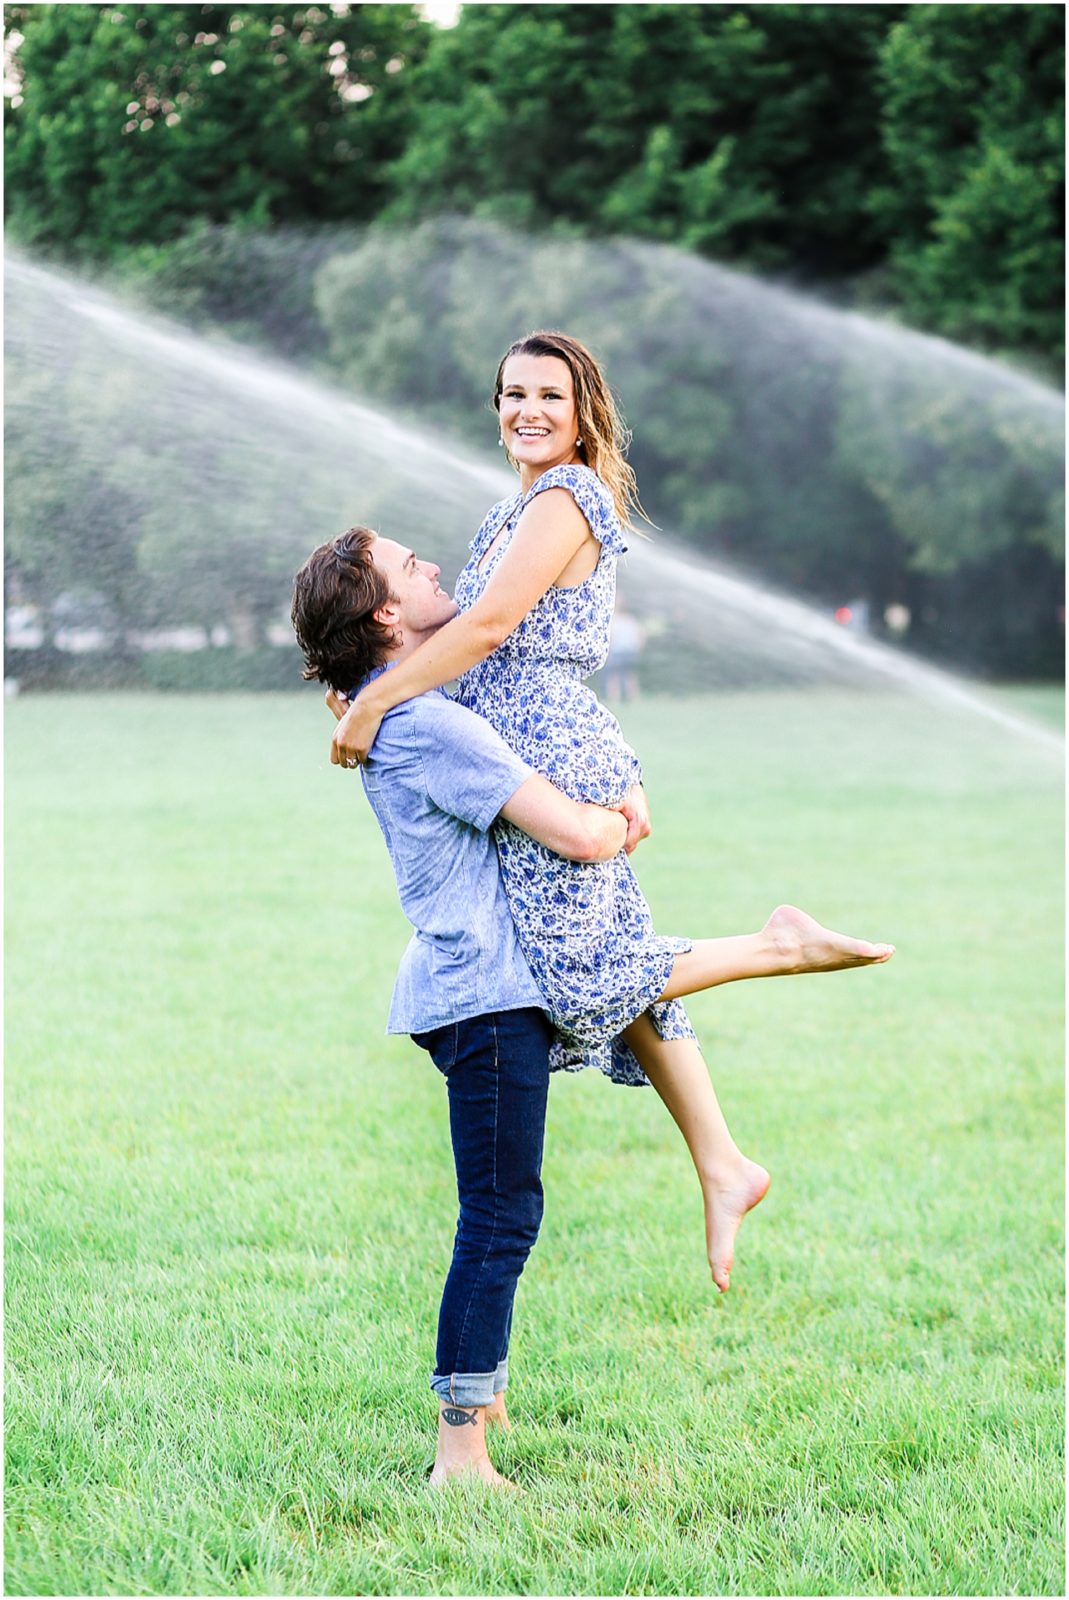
[454,463,697,1087]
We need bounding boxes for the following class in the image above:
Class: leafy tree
[872,4,1064,359]
[7,3,1061,369]
[597,4,904,273]
[385,5,902,275]
[4,4,430,257]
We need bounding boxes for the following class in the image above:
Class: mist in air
[5,220,1064,711]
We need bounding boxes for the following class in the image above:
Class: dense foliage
[4,4,1064,679]
[873,5,1064,356]
[383,4,903,277]
[4,4,430,253]
[6,3,1063,364]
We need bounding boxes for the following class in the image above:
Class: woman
[332,331,893,1291]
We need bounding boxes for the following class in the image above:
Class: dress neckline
[474,493,521,573]
[475,466,596,576]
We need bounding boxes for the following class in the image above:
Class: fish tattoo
[441,1406,479,1428]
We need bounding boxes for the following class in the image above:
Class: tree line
[4,4,1064,680]
[6,3,1063,366]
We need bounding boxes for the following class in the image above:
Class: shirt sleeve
[413,695,535,832]
[523,464,627,556]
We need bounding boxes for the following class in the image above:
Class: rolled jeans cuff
[430,1359,508,1407]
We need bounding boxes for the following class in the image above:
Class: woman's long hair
[492,331,645,528]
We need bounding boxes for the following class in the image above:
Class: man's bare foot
[703,1157,771,1292]
[430,1402,514,1489]
[429,1456,513,1489]
[485,1395,511,1431]
[764,904,894,974]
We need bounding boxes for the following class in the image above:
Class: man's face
[371,536,459,645]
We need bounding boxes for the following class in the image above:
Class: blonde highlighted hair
[492,331,645,528]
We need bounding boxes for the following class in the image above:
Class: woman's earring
[576,437,583,447]
[497,435,504,448]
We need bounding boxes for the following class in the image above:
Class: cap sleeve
[522,464,626,556]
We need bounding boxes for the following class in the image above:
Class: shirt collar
[349,660,395,699]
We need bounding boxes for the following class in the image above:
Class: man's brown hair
[291,527,396,693]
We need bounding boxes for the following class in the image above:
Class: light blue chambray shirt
[357,669,546,1034]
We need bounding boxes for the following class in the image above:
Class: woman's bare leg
[658,904,894,1003]
[624,1013,770,1293]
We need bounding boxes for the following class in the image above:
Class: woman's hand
[325,688,347,723]
[330,686,384,767]
[618,784,652,854]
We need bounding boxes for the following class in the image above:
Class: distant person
[603,602,646,702]
[326,336,893,1307]
[835,598,871,632]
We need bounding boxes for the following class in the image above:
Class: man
[291,525,626,1487]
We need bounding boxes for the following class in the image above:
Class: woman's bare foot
[764,904,894,974]
[702,1157,771,1292]
[485,1395,511,1431]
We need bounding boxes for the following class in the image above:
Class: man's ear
[373,600,400,627]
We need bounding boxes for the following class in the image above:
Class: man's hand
[618,783,651,854]
[330,687,384,768]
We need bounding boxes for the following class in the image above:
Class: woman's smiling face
[497,354,580,475]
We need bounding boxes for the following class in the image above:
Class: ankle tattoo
[441,1406,479,1428]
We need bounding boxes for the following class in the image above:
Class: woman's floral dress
[454,462,697,1087]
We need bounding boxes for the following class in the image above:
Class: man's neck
[388,638,420,666]
[388,620,447,666]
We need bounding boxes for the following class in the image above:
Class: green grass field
[5,687,1064,1597]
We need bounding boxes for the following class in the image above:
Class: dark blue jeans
[412,1007,552,1408]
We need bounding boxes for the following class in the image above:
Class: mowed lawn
[5,687,1063,1597]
